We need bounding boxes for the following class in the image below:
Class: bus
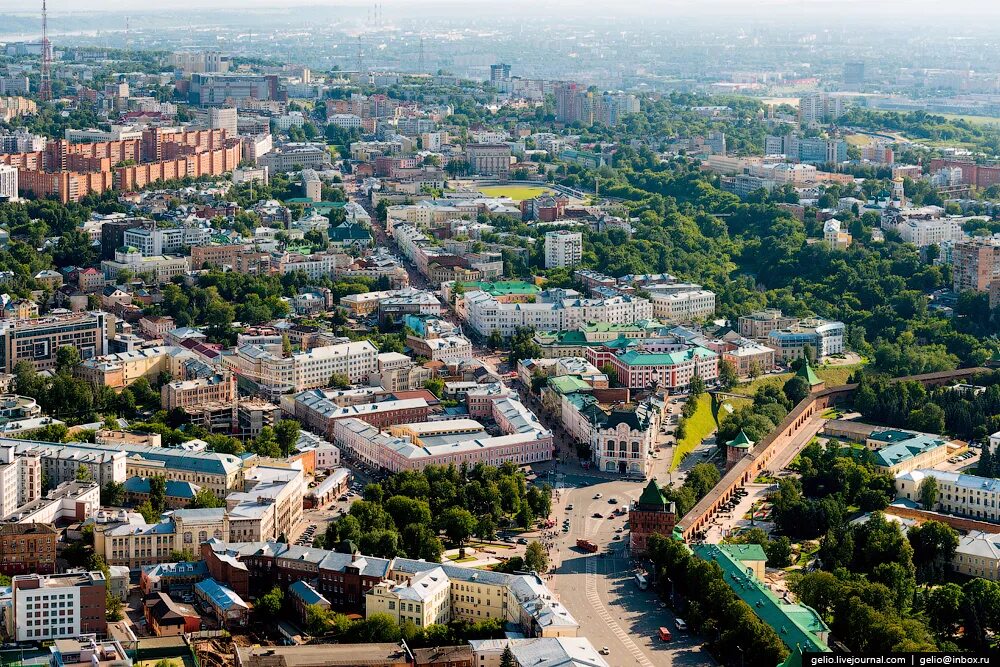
[634,573,648,590]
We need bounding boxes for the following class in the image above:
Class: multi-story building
[0,164,16,201]
[367,566,451,628]
[896,469,1000,522]
[586,345,718,391]
[12,571,106,641]
[590,402,661,477]
[766,319,845,362]
[1,437,242,497]
[647,289,716,323]
[161,372,237,411]
[227,465,304,543]
[544,231,583,269]
[738,309,800,341]
[189,73,282,105]
[798,93,845,126]
[462,289,652,339]
[209,107,238,138]
[258,144,331,172]
[202,540,578,637]
[465,144,511,177]
[0,444,40,518]
[286,390,430,440]
[0,523,57,575]
[333,396,552,473]
[95,508,230,568]
[0,311,110,373]
[952,239,1000,307]
[101,247,189,284]
[78,346,196,389]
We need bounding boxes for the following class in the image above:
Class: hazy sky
[0,0,997,13]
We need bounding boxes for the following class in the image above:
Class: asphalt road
[544,478,714,667]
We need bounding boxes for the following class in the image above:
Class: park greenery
[315,462,552,561]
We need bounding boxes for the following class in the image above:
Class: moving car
[600,647,610,655]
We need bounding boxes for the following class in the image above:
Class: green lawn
[731,363,865,397]
[671,393,716,470]
[475,185,554,201]
[938,113,1000,126]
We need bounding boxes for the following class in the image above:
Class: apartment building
[543,230,583,269]
[648,289,716,323]
[286,390,430,439]
[227,465,304,543]
[0,445,40,518]
[1,437,242,497]
[291,340,379,390]
[766,319,845,362]
[464,144,511,177]
[462,289,652,339]
[2,439,126,488]
[586,345,719,391]
[953,239,1000,307]
[202,540,578,638]
[12,571,106,641]
[0,311,111,373]
[161,372,237,410]
[896,469,1000,521]
[0,164,16,201]
[367,566,451,628]
[0,523,57,576]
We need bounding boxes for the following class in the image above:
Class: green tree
[75,465,94,482]
[918,476,939,510]
[689,375,705,398]
[500,646,516,667]
[439,507,477,546]
[783,375,811,406]
[275,419,301,456]
[136,500,159,524]
[329,372,351,389]
[256,586,284,621]
[908,520,959,583]
[101,481,125,506]
[524,541,549,573]
[56,345,82,374]
[148,475,167,513]
[189,488,225,509]
[424,377,444,398]
[718,359,739,391]
[925,583,964,636]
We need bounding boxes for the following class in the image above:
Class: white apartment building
[277,252,349,280]
[328,114,363,129]
[0,164,17,201]
[544,231,583,269]
[648,289,716,323]
[0,446,40,518]
[897,469,1000,521]
[462,289,652,339]
[209,107,238,138]
[292,340,379,390]
[227,465,304,543]
[12,571,106,642]
[893,218,969,247]
[367,566,451,628]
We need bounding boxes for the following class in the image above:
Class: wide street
[538,474,713,667]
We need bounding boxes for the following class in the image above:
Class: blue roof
[288,580,329,607]
[195,577,249,611]
[141,560,208,579]
[124,476,199,499]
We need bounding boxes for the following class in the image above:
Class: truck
[576,539,599,553]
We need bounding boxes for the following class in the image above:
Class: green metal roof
[548,375,592,395]
[692,544,830,654]
[636,479,672,512]
[727,430,755,449]
[795,361,822,386]
[616,347,717,367]
[457,280,540,296]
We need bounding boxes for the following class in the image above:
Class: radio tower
[39,0,52,101]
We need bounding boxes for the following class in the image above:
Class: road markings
[585,555,654,667]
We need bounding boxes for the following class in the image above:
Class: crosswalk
[584,556,655,667]
[582,517,655,667]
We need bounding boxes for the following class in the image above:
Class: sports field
[476,185,554,201]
